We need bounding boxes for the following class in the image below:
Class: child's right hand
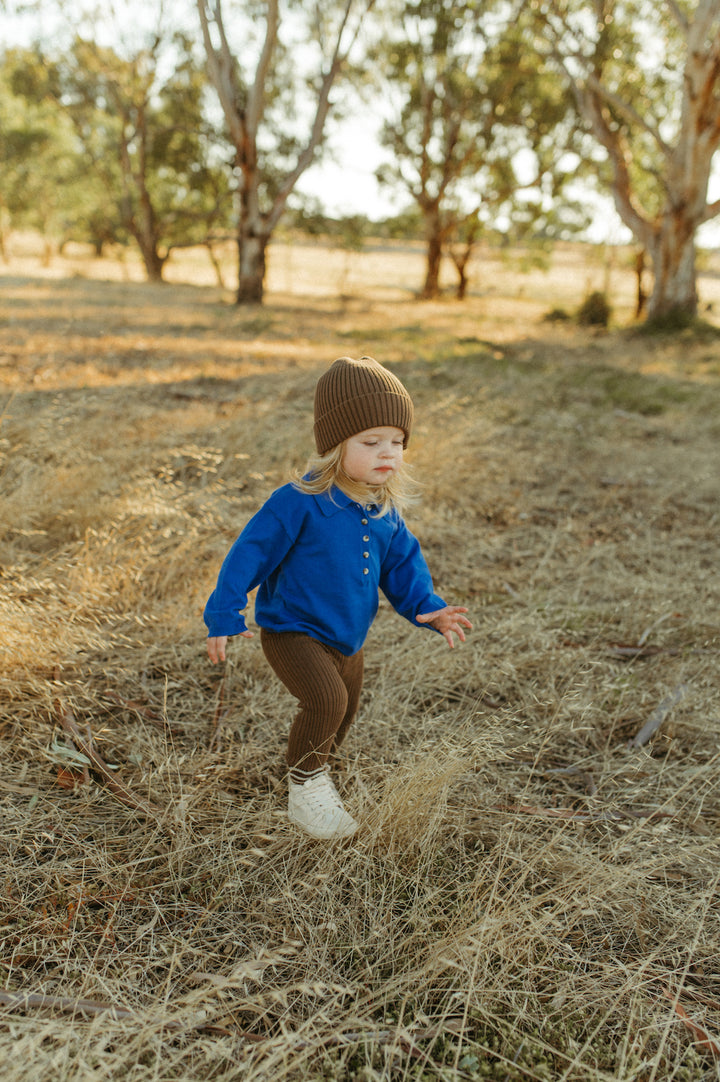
[207,632,253,664]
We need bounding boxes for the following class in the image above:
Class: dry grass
[0,238,719,1081]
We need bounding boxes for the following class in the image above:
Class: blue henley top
[203,483,447,656]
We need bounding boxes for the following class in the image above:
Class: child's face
[341,426,405,485]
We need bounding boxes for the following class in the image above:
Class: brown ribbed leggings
[260,630,364,780]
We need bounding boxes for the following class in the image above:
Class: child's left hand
[416,606,472,648]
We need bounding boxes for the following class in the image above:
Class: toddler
[205,356,471,841]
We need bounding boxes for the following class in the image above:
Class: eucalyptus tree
[55,32,233,281]
[373,0,579,299]
[0,50,82,260]
[531,0,720,324]
[196,0,375,305]
[9,22,233,281]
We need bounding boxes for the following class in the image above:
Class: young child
[204,356,471,841]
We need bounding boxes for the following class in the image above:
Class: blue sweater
[204,483,447,656]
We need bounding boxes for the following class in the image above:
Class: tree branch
[665,0,689,34]
[246,0,278,141]
[268,0,375,230]
[583,70,672,157]
[628,684,689,749]
[579,85,654,245]
[55,696,163,825]
[196,1,245,150]
[701,197,720,223]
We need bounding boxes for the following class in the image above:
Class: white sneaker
[288,771,358,840]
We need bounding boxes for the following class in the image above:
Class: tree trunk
[421,219,443,299]
[205,242,227,290]
[236,225,268,305]
[135,235,166,282]
[450,247,472,300]
[634,249,647,318]
[645,216,698,323]
[198,0,370,309]
[124,186,166,282]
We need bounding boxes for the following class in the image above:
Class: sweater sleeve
[204,501,295,638]
[379,516,447,631]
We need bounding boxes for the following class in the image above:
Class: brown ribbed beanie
[313,356,414,455]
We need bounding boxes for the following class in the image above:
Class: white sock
[289,767,324,786]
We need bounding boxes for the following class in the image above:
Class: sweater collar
[315,486,374,517]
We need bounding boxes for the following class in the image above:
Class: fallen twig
[268,1016,466,1054]
[0,989,136,1021]
[100,689,178,732]
[606,644,680,660]
[490,803,676,823]
[638,613,675,647]
[209,669,229,753]
[662,987,720,1061]
[0,989,251,1038]
[543,765,598,796]
[55,698,162,825]
[0,990,464,1054]
[629,684,689,748]
[490,803,623,821]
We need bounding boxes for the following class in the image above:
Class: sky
[294,111,403,222]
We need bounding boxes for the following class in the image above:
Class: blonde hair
[293,443,418,517]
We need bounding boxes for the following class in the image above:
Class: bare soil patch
[0,243,719,1081]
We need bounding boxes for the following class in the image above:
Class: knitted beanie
[313,356,414,455]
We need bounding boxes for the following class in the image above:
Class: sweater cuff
[205,614,248,638]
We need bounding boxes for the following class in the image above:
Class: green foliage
[543,306,571,322]
[0,50,80,242]
[285,199,425,244]
[372,1,583,297]
[59,33,233,268]
[286,199,371,246]
[377,206,424,240]
[577,290,611,327]
[1,31,233,275]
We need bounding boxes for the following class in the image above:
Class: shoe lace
[303,771,344,810]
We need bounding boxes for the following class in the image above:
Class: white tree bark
[540,0,720,321]
[197,0,373,304]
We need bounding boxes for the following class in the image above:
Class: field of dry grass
[1,238,719,1081]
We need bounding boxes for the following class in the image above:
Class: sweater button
[363,551,369,558]
[363,535,369,542]
[362,568,369,575]
[361,518,368,525]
